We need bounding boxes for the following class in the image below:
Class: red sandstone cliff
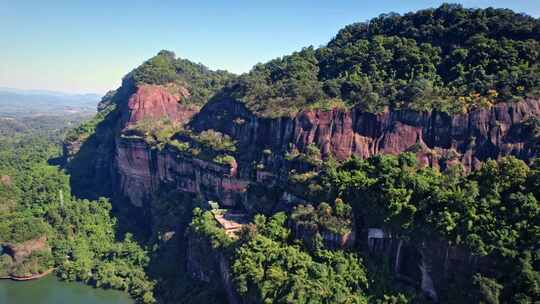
[122,84,197,129]
[191,97,540,172]
[107,84,540,208]
[62,79,540,213]
[62,82,540,301]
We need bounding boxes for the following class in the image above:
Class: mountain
[62,4,540,304]
[0,88,100,116]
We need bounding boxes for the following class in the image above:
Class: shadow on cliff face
[63,80,135,201]
[58,81,230,303]
[66,132,114,200]
[47,156,64,166]
[64,89,129,200]
[138,187,228,304]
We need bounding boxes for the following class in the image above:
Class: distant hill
[0,88,100,117]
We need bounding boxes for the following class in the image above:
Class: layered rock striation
[192,97,540,172]
[64,80,540,302]
[67,79,540,209]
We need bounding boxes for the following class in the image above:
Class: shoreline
[0,268,55,281]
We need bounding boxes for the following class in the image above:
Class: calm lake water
[0,274,133,304]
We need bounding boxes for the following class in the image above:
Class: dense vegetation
[125,117,237,167]
[130,50,235,106]
[10,4,540,304]
[190,210,372,304]
[0,116,155,303]
[224,4,540,116]
[186,152,540,303]
[118,5,540,118]
[283,153,539,303]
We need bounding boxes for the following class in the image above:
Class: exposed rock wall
[112,91,540,208]
[3,236,49,263]
[65,84,540,302]
[186,233,241,304]
[122,84,197,129]
[366,229,492,301]
[191,97,540,172]
[115,137,250,208]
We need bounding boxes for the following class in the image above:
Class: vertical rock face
[115,137,249,208]
[367,231,493,301]
[186,234,241,304]
[66,83,540,301]
[114,85,250,208]
[122,84,197,128]
[112,93,540,208]
[115,138,155,207]
[192,98,540,171]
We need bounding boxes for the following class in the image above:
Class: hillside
[60,4,540,304]
[221,4,540,117]
[119,6,540,118]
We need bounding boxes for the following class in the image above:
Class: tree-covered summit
[226,4,540,116]
[129,50,235,106]
[122,5,540,117]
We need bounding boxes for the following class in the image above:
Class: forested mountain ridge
[60,4,540,304]
[123,4,540,117]
[226,4,540,116]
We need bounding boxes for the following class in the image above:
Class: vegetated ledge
[0,267,55,281]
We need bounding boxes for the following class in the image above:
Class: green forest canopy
[228,4,540,116]
[130,4,540,117]
[129,50,235,106]
[0,119,155,303]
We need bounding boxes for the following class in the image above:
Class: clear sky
[1,0,539,94]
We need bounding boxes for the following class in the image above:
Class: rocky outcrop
[62,139,83,162]
[0,235,53,281]
[65,84,540,301]
[122,84,197,129]
[191,97,540,173]
[186,234,241,304]
[0,175,12,187]
[110,91,540,208]
[115,137,249,208]
[4,268,55,281]
[366,228,493,301]
[58,71,538,208]
[3,236,49,263]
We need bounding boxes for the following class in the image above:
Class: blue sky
[1,1,539,94]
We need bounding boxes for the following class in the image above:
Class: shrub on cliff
[291,199,353,238]
[126,117,184,151]
[213,154,236,167]
[0,215,50,244]
[189,208,234,250]
[192,129,236,153]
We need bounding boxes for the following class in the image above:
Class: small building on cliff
[212,210,249,237]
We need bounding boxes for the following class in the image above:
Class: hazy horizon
[2,0,539,95]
